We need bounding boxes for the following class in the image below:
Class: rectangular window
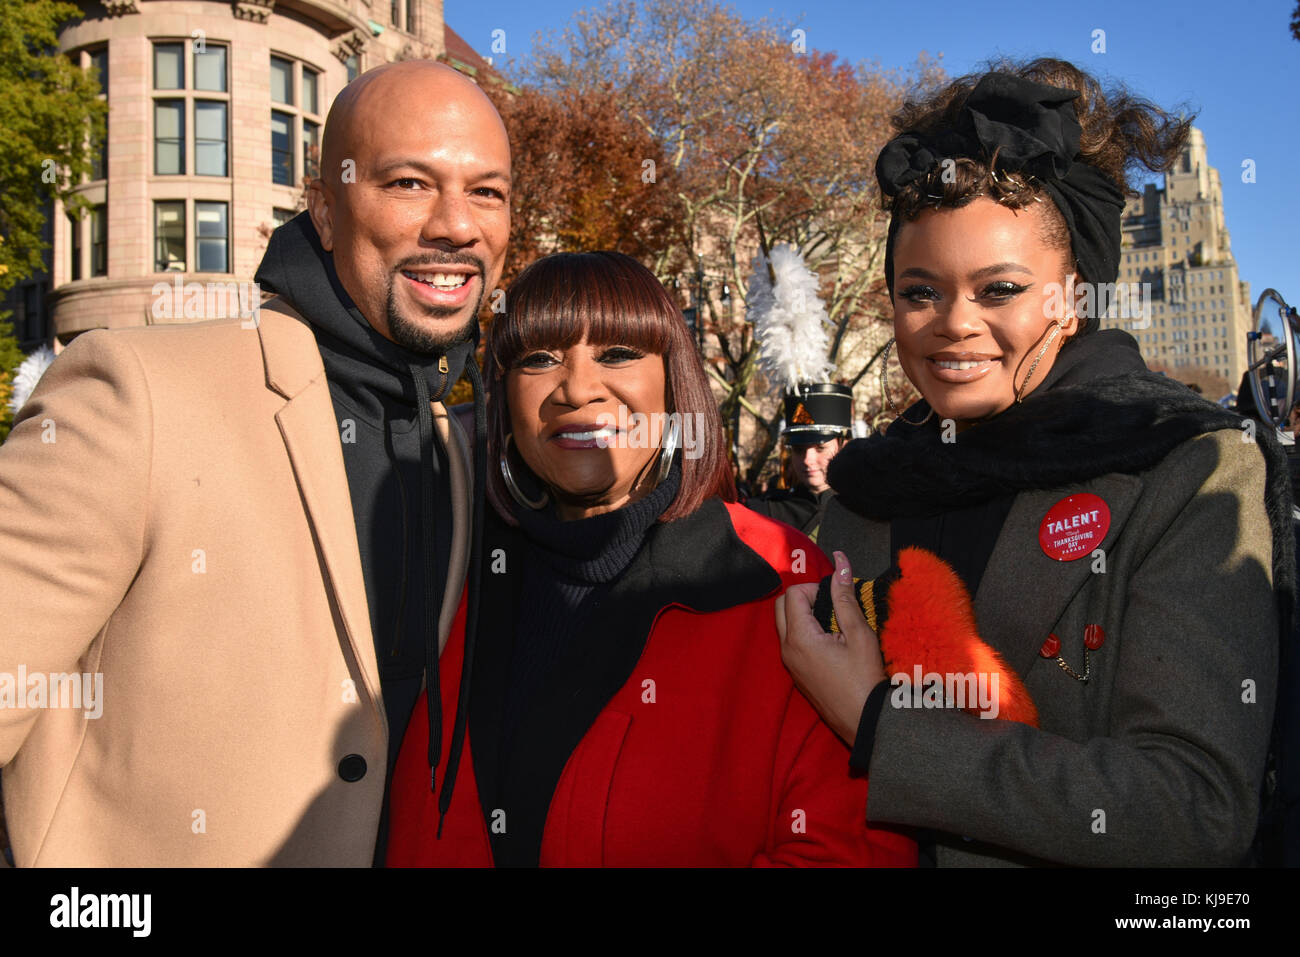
[194,43,227,92]
[21,283,42,343]
[92,113,108,181]
[152,39,230,178]
[271,58,323,187]
[302,120,320,180]
[392,0,403,29]
[154,99,185,174]
[345,54,359,84]
[194,100,228,176]
[90,205,108,277]
[68,213,82,281]
[196,201,228,273]
[89,47,109,179]
[271,56,293,105]
[272,207,297,227]
[155,201,186,272]
[89,47,108,94]
[154,42,184,89]
[302,68,319,116]
[271,110,294,185]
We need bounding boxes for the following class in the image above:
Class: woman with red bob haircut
[386,251,915,866]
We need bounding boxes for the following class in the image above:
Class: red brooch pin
[1084,624,1106,650]
[1040,625,1106,682]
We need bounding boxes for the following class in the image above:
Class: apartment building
[1119,127,1252,389]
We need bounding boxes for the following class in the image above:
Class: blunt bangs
[490,252,677,374]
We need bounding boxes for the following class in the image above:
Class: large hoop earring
[1014,320,1065,404]
[500,433,548,510]
[880,337,933,427]
[656,414,682,485]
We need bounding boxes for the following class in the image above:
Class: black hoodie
[254,212,482,863]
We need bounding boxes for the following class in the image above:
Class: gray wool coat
[818,426,1279,866]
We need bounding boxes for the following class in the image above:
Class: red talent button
[1039,493,1111,562]
[1084,624,1106,650]
[1040,633,1061,658]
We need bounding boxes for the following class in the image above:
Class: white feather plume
[8,345,57,418]
[747,243,835,393]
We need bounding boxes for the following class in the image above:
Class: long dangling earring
[656,414,682,485]
[880,337,933,427]
[1013,320,1065,404]
[880,338,900,413]
[500,433,548,510]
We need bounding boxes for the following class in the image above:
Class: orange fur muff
[879,547,1039,726]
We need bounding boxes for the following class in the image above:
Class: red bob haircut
[484,251,736,524]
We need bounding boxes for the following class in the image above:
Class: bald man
[0,61,509,866]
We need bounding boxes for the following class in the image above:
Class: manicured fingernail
[835,551,850,583]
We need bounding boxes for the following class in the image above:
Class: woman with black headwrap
[776,58,1293,866]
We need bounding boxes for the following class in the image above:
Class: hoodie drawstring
[436,357,487,836]
[409,365,446,798]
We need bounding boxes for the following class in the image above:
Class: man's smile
[398,265,479,308]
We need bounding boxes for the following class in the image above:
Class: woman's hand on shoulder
[775,551,887,746]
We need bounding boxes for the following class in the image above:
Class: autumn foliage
[484,84,689,289]
[471,0,943,478]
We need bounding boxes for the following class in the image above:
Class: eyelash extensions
[898,281,1031,303]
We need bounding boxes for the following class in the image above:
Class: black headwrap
[877,72,1127,324]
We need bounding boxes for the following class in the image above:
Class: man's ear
[307,180,334,252]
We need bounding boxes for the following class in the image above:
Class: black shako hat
[783,383,853,443]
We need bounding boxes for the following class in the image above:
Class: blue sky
[447,0,1300,309]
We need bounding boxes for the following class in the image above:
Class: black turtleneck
[254,212,479,864]
[503,460,681,750]
[481,457,681,864]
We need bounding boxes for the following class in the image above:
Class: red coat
[387,499,916,867]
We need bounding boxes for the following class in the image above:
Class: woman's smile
[926,351,1002,383]
[549,421,621,448]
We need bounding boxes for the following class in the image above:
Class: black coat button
[338,754,367,782]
